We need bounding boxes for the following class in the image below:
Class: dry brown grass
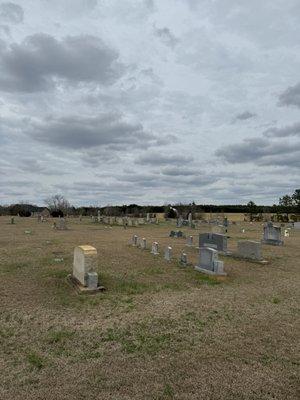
[0,216,299,399]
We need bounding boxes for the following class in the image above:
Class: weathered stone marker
[188,212,192,227]
[151,242,159,255]
[132,235,138,246]
[186,235,193,246]
[262,222,283,246]
[71,245,100,292]
[195,247,226,276]
[180,251,188,266]
[237,240,263,261]
[56,218,67,230]
[169,230,184,238]
[139,238,147,250]
[164,246,172,261]
[199,233,229,254]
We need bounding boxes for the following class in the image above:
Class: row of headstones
[131,235,188,265]
[131,235,225,275]
[64,222,293,293]
[91,216,158,226]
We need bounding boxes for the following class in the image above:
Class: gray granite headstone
[186,235,193,246]
[164,246,172,261]
[180,252,187,266]
[195,247,226,275]
[132,235,138,246]
[199,233,228,253]
[139,237,147,250]
[151,242,159,255]
[237,240,262,261]
[262,223,283,246]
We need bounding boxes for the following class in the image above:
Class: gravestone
[211,225,225,234]
[223,217,228,233]
[180,251,188,266]
[57,218,67,230]
[195,247,226,276]
[151,242,159,255]
[132,235,138,246]
[262,223,283,246]
[186,235,193,246]
[11,217,14,224]
[72,245,99,290]
[177,216,183,228]
[188,212,192,227]
[169,230,184,238]
[139,238,147,250]
[164,246,172,261]
[294,222,300,230]
[199,233,228,254]
[284,229,290,237]
[237,240,263,261]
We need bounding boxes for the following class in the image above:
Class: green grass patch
[26,352,45,370]
[44,268,69,279]
[47,328,75,344]
[192,272,221,286]
[271,297,281,304]
[0,261,32,275]
[101,320,176,355]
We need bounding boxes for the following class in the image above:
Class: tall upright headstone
[180,251,188,266]
[72,245,98,289]
[151,242,159,255]
[164,246,172,261]
[132,235,138,246]
[139,238,147,250]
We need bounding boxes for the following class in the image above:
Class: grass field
[0,216,299,399]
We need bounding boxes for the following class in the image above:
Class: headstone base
[230,254,268,264]
[67,275,105,294]
[261,239,283,246]
[194,265,227,276]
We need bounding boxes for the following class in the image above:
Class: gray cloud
[0,2,23,24]
[0,34,123,92]
[135,153,193,166]
[0,24,10,35]
[117,171,217,188]
[234,111,256,121]
[216,136,300,166]
[264,122,300,138]
[279,82,300,108]
[258,151,300,168]
[154,26,179,48]
[161,167,196,176]
[26,113,162,150]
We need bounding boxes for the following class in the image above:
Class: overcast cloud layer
[0,0,299,206]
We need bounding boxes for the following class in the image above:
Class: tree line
[0,190,299,217]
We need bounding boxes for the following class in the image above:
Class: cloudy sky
[0,0,299,206]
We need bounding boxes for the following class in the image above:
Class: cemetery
[0,214,299,399]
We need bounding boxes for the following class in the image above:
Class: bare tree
[44,194,71,214]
